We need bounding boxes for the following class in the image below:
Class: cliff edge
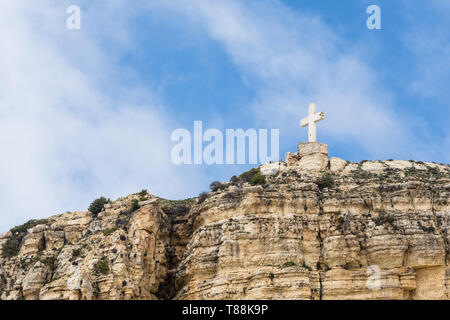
[1,143,449,300]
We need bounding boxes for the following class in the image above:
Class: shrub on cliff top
[1,219,48,258]
[230,175,239,186]
[239,167,266,186]
[131,199,140,211]
[138,189,148,201]
[10,219,48,234]
[249,171,266,186]
[88,197,110,217]
[209,181,225,192]
[198,192,208,204]
[239,168,259,183]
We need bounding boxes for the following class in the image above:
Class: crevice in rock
[318,271,323,300]
[156,203,194,300]
[317,187,325,300]
[430,186,449,266]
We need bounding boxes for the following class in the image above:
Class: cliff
[1,143,449,300]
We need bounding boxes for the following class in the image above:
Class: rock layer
[0,156,449,300]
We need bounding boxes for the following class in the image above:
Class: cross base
[286,142,329,171]
[297,142,328,156]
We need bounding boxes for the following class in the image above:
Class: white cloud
[149,0,411,158]
[398,1,450,161]
[403,1,450,102]
[1,0,448,232]
[154,0,450,162]
[0,1,207,232]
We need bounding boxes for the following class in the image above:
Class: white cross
[300,102,325,142]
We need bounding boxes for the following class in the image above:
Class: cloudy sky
[0,0,449,232]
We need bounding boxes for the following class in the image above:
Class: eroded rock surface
[1,156,449,300]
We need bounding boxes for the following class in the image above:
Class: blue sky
[0,0,449,232]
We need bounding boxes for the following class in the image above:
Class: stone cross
[300,102,325,142]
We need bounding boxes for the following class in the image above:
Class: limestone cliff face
[1,147,449,300]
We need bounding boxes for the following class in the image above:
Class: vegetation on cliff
[88,197,111,217]
[0,158,449,300]
[1,219,48,258]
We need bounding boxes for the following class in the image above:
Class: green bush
[337,216,345,231]
[198,192,208,204]
[88,197,110,217]
[315,174,334,190]
[350,170,376,180]
[239,167,266,186]
[1,239,22,258]
[94,258,109,275]
[224,189,242,199]
[282,261,296,268]
[229,175,239,186]
[1,219,48,258]
[427,167,440,175]
[103,227,118,236]
[239,168,259,183]
[374,212,395,226]
[40,256,57,272]
[250,171,266,186]
[131,199,139,211]
[209,181,224,192]
[72,249,82,259]
[138,189,148,201]
[302,263,312,271]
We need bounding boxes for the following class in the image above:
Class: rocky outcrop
[0,144,449,300]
